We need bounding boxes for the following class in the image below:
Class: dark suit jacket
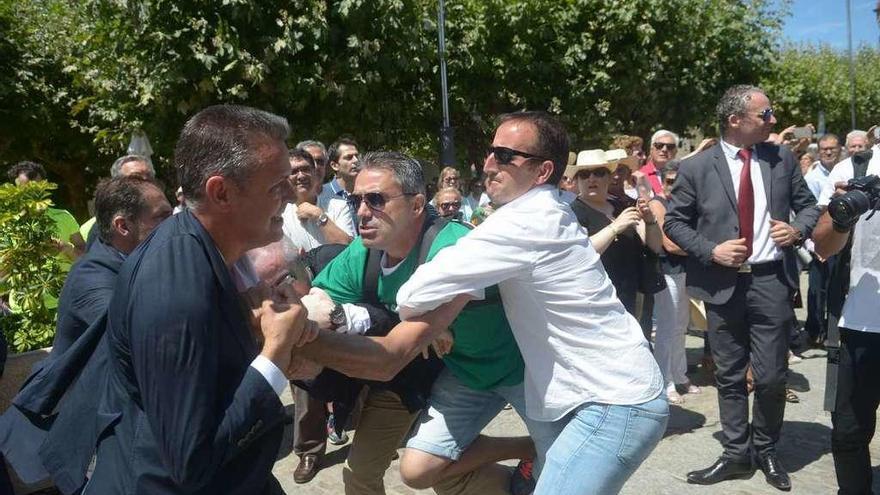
[82,210,286,494]
[664,142,819,305]
[0,239,123,486]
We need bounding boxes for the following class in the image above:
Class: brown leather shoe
[293,454,320,484]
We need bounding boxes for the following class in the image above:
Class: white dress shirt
[396,185,663,422]
[318,180,357,236]
[804,162,833,201]
[818,144,880,333]
[719,139,780,264]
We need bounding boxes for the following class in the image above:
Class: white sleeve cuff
[341,303,371,335]
[250,355,288,397]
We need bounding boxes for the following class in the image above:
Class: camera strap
[824,149,873,412]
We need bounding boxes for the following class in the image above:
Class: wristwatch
[329,303,347,328]
[318,213,329,226]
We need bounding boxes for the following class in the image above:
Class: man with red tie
[664,85,819,491]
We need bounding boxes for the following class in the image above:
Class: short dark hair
[716,84,764,134]
[818,133,840,146]
[497,111,570,185]
[95,176,163,243]
[175,104,289,206]
[360,151,426,195]
[328,137,359,165]
[288,148,316,169]
[8,161,46,182]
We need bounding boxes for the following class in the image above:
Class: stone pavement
[273,317,879,494]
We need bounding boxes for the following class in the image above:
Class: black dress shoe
[757,453,791,491]
[687,457,753,485]
[293,454,321,484]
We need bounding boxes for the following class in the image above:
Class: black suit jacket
[664,142,819,305]
[0,239,123,486]
[82,210,286,494]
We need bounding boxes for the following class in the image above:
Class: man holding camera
[814,135,880,495]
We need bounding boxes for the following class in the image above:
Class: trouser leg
[292,385,328,458]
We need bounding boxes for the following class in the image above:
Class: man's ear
[727,114,740,131]
[533,160,555,186]
[112,215,130,238]
[411,193,426,215]
[204,176,236,211]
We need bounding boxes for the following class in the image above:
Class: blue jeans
[534,394,669,495]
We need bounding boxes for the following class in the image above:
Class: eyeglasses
[664,178,676,185]
[756,107,774,122]
[440,201,461,210]
[347,191,416,212]
[442,176,460,183]
[575,168,610,179]
[487,146,550,166]
[653,142,677,151]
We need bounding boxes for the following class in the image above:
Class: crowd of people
[0,83,879,495]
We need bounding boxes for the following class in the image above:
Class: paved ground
[273,301,879,494]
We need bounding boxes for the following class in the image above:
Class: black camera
[827,174,880,229]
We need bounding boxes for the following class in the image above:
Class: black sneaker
[510,459,536,495]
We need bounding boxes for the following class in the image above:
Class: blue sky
[780,0,880,49]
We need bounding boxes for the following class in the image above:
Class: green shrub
[0,181,65,353]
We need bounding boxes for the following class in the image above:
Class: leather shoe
[687,457,753,485]
[757,453,791,491]
[293,454,320,484]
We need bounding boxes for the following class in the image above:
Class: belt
[737,260,783,275]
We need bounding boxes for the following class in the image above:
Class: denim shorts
[405,369,559,474]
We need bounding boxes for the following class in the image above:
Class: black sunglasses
[653,142,677,151]
[440,201,461,210]
[664,177,676,185]
[757,107,774,122]
[347,192,416,212]
[487,146,550,166]
[575,168,610,179]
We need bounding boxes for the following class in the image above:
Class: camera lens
[829,190,872,226]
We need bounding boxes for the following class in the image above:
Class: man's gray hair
[716,84,765,134]
[846,130,868,146]
[296,140,327,164]
[175,105,290,206]
[360,151,426,195]
[650,129,679,145]
[110,154,155,178]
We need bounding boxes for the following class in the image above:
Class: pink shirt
[639,161,664,196]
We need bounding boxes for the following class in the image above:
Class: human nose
[483,154,498,173]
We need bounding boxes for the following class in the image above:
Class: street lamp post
[437,0,455,167]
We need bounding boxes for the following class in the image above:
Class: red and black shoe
[510,459,536,495]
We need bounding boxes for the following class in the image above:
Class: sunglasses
[575,168,610,179]
[347,191,416,212]
[440,201,461,210]
[664,177,676,185]
[756,107,774,122]
[487,146,549,166]
[653,142,677,151]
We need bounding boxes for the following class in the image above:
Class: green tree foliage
[0,181,66,352]
[760,44,880,135]
[2,0,786,203]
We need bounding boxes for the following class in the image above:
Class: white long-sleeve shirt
[396,185,663,421]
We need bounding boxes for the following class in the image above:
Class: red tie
[737,148,754,259]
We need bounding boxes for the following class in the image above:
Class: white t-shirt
[818,145,880,333]
[396,185,663,421]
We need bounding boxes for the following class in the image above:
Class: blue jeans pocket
[617,400,669,466]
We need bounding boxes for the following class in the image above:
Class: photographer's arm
[813,210,850,259]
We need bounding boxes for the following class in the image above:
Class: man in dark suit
[0,176,171,488]
[80,105,314,494]
[664,85,819,491]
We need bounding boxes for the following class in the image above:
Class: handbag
[638,248,667,294]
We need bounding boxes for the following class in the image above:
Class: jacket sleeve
[128,235,284,491]
[785,149,821,238]
[663,157,717,265]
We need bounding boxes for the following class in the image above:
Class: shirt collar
[329,178,345,196]
[719,138,755,161]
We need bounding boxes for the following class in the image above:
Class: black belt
[737,260,783,275]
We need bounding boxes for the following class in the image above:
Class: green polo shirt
[312,221,524,390]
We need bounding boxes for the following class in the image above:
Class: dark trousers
[706,268,792,462]
[805,255,837,342]
[832,328,880,495]
[293,385,327,458]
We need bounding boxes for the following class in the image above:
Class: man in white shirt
[296,111,668,494]
[813,143,880,495]
[282,149,352,250]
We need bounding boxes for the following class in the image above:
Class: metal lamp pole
[437,0,456,166]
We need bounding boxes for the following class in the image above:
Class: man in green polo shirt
[304,151,535,495]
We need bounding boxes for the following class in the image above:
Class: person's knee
[399,449,447,489]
